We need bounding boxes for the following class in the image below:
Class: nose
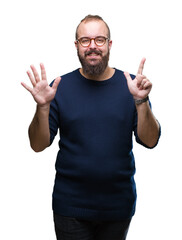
[89,39,97,48]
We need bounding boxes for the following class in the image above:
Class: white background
[0,0,181,239]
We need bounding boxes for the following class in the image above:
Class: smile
[85,50,102,57]
[88,53,100,56]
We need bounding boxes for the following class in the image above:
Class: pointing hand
[124,58,152,100]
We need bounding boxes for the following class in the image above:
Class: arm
[136,101,160,148]
[21,63,61,152]
[124,58,160,148]
[28,104,50,152]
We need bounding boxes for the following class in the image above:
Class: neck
[80,66,115,81]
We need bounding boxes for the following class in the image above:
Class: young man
[22,15,160,240]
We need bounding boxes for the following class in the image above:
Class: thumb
[52,76,61,90]
[124,72,132,85]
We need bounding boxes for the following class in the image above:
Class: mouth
[88,53,99,56]
[87,55,101,60]
[85,50,102,57]
[86,53,102,61]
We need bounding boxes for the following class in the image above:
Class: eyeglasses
[76,36,109,47]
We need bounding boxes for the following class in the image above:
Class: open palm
[21,63,61,107]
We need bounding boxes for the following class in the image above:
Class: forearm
[136,101,159,148]
[29,104,50,152]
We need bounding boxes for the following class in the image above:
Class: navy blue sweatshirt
[49,68,159,221]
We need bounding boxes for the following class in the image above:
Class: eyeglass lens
[79,37,107,47]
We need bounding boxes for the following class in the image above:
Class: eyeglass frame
[76,36,110,47]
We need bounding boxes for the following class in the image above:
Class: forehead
[77,20,108,38]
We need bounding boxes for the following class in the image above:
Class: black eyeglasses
[76,36,109,47]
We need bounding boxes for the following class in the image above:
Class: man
[21,15,160,240]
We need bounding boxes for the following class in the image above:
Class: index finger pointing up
[137,58,146,75]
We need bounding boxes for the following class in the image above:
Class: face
[75,20,112,76]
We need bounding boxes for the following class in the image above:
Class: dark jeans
[53,213,131,240]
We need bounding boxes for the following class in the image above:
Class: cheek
[77,47,86,57]
[102,46,109,56]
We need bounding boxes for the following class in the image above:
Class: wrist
[37,103,50,111]
[134,96,149,105]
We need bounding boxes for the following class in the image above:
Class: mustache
[85,49,102,57]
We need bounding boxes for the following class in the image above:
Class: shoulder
[61,69,79,79]
[114,68,135,80]
[50,69,79,87]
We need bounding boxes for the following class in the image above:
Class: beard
[77,48,110,77]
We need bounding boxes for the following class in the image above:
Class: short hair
[75,14,111,40]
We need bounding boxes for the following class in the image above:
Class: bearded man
[22,15,161,240]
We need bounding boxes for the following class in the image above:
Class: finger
[138,78,147,90]
[52,76,61,90]
[21,82,33,94]
[143,81,152,90]
[40,63,47,81]
[138,78,151,90]
[136,74,145,88]
[27,70,36,87]
[124,72,133,84]
[137,57,146,75]
[30,65,40,82]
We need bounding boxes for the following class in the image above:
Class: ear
[74,41,78,49]
[109,40,112,50]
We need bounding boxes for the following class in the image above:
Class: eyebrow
[77,35,108,39]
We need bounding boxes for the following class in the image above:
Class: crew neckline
[76,68,118,85]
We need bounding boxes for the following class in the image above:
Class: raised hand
[21,63,61,107]
[124,58,152,100]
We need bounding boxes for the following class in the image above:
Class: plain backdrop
[0,0,181,239]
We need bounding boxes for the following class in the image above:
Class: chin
[78,50,110,76]
[87,59,101,66]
